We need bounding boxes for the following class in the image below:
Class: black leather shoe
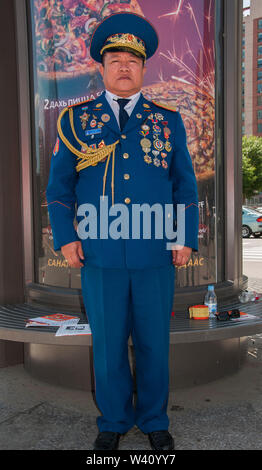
[148,430,175,450]
[93,431,121,450]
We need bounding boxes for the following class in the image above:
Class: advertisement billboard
[29,0,216,288]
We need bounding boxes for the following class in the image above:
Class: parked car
[255,207,262,214]
[242,207,262,238]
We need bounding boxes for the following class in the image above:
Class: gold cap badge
[100,33,146,59]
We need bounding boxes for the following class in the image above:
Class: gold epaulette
[152,101,177,112]
[57,107,119,206]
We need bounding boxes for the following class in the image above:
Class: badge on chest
[139,112,172,169]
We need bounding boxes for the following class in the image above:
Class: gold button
[123,153,129,159]
[124,174,130,180]
[124,197,131,204]
[121,134,127,139]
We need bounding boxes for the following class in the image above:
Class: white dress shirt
[105,89,141,128]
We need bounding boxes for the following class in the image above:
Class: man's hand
[172,245,192,267]
[61,241,85,268]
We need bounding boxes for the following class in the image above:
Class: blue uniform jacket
[46,91,199,269]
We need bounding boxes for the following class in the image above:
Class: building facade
[243,0,262,136]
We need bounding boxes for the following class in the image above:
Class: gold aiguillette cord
[57,107,119,206]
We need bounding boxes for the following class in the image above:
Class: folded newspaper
[25,313,80,328]
[55,323,92,336]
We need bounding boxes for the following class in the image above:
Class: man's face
[99,51,146,97]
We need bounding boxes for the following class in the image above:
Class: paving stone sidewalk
[0,275,261,451]
[0,331,261,451]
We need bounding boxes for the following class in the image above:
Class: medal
[155,113,164,120]
[98,140,106,148]
[136,113,142,119]
[141,137,152,163]
[163,127,171,140]
[143,103,150,108]
[90,119,97,128]
[140,138,151,149]
[161,152,167,159]
[81,145,88,153]
[143,146,151,154]
[144,155,152,164]
[165,141,172,152]
[140,129,150,137]
[153,139,164,151]
[153,157,161,167]
[152,150,160,157]
[80,112,90,130]
[141,124,150,131]
[101,113,110,123]
[153,125,161,133]
[161,160,168,169]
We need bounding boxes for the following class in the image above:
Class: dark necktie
[116,98,130,131]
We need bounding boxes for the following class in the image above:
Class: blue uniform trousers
[81,264,175,434]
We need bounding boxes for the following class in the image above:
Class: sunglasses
[216,309,240,321]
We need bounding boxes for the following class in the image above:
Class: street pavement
[0,335,262,451]
[0,242,261,451]
[243,238,262,291]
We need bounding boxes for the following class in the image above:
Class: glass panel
[29,0,218,288]
[258,45,262,56]
[258,71,262,81]
[258,123,262,133]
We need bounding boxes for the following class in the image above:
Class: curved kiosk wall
[0,0,248,390]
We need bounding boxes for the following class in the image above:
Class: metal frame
[214,0,225,283]
[224,0,243,286]
[14,0,245,306]
[14,0,34,284]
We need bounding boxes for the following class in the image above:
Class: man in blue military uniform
[46,12,199,450]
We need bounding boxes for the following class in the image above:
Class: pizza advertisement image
[32,0,143,78]
[29,0,216,289]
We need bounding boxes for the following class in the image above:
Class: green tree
[242,135,262,199]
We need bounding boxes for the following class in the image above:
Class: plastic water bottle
[204,285,217,318]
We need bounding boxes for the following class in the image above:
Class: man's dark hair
[101,47,145,66]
